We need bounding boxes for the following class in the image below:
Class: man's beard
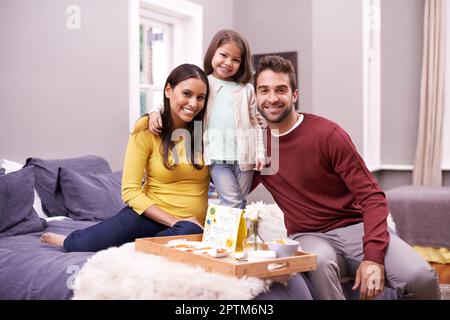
[258,104,294,124]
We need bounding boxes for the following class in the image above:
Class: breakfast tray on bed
[135,234,317,279]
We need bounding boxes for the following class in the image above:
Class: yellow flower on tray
[225,238,234,248]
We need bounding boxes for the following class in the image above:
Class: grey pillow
[58,167,124,221]
[25,155,112,217]
[0,166,47,237]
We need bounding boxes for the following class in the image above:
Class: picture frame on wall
[252,51,299,110]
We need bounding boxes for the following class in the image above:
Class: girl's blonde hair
[203,29,253,84]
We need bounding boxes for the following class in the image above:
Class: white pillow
[258,203,288,242]
[0,159,23,172]
[0,159,48,219]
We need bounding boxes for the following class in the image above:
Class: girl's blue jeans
[209,162,254,209]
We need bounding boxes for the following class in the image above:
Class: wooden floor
[431,263,450,284]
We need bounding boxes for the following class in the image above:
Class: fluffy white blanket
[72,204,288,300]
[72,243,271,300]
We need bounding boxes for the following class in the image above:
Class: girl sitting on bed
[41,64,210,252]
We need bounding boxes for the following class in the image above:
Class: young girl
[149,30,265,209]
[40,64,210,252]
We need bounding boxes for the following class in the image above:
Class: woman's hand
[144,206,203,231]
[148,111,163,134]
[175,217,204,230]
[254,158,266,171]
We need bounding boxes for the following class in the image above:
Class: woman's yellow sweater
[121,119,210,225]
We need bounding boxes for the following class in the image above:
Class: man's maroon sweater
[253,113,390,264]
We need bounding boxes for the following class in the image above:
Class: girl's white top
[203,75,265,171]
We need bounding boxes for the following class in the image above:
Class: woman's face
[165,78,207,128]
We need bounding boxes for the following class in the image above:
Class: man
[252,55,440,300]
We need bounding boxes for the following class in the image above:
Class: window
[443,0,450,170]
[128,0,203,131]
[139,18,173,116]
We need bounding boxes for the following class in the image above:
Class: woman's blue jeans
[63,206,203,252]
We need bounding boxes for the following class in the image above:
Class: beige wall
[0,0,130,170]
[376,0,433,189]
[188,0,234,53]
[311,0,364,152]
[233,0,313,114]
[381,0,424,165]
[377,171,450,190]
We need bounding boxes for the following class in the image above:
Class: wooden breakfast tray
[135,234,317,279]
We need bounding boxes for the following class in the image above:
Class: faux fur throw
[72,243,271,300]
[72,204,290,300]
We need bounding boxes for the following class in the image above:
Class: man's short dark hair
[254,55,297,92]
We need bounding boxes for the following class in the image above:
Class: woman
[41,64,210,252]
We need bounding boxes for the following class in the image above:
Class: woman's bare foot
[40,233,67,246]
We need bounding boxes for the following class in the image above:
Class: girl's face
[211,41,242,81]
[165,78,207,129]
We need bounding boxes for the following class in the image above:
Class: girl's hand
[255,112,268,129]
[148,111,163,134]
[254,158,266,171]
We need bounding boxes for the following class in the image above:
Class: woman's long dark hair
[159,64,209,170]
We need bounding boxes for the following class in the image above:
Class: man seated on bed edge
[249,55,441,300]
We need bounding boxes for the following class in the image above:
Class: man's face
[255,70,298,124]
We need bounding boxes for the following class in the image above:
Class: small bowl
[267,239,300,258]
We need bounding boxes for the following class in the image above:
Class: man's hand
[352,260,385,300]
[148,111,163,134]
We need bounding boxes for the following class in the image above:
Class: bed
[0,219,95,299]
[0,156,397,300]
[0,218,316,300]
[386,185,450,284]
[0,156,315,300]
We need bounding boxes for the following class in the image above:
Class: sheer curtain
[413,0,446,186]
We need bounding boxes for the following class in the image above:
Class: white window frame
[128,0,203,131]
[363,0,381,172]
[443,0,450,170]
[374,2,449,173]
[139,17,173,116]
